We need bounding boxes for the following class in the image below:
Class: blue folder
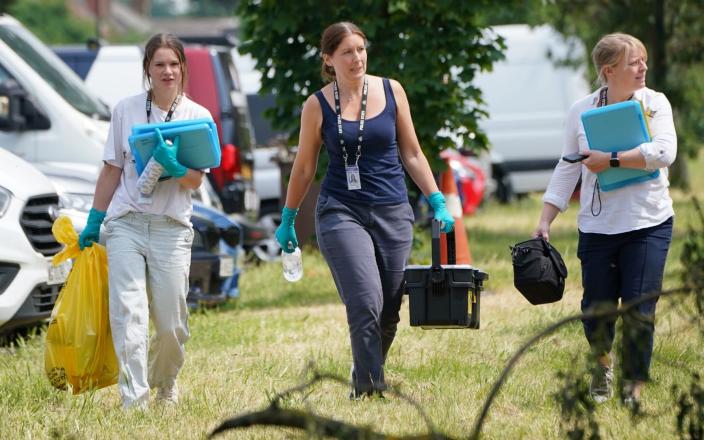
[128,119,221,177]
[131,118,216,136]
[581,101,659,191]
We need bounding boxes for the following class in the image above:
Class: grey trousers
[315,194,414,394]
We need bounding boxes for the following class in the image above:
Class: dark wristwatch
[610,151,620,168]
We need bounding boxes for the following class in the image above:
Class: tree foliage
[6,0,95,45]
[236,0,505,171]
[528,0,704,188]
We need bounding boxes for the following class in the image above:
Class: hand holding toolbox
[404,220,488,329]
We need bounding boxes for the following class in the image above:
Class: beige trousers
[105,212,192,408]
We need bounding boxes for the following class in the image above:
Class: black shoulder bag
[510,237,568,305]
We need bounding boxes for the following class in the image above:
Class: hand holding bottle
[275,206,299,253]
[153,128,187,178]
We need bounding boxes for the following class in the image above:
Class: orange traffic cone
[439,167,472,264]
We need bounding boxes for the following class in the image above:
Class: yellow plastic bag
[44,216,118,394]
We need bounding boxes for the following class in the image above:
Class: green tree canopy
[237,0,505,171]
[5,0,95,45]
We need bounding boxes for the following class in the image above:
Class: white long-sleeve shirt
[542,87,676,234]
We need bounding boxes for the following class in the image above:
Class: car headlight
[58,192,94,213]
[0,185,12,218]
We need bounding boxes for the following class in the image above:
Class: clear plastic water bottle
[136,157,164,195]
[282,246,303,282]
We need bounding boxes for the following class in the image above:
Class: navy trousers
[577,217,673,381]
[315,194,414,394]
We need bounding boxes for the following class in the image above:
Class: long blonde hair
[591,33,648,86]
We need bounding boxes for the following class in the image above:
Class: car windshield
[0,23,110,120]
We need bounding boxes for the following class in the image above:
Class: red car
[440,149,487,215]
[184,45,259,217]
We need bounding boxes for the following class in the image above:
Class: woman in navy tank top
[275,22,455,399]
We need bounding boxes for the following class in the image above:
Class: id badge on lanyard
[334,77,367,191]
[345,165,361,190]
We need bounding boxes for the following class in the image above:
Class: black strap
[333,76,368,167]
[598,87,608,107]
[145,91,181,182]
[146,91,181,123]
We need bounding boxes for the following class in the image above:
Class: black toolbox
[404,220,488,329]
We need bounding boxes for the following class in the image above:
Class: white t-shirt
[103,92,213,226]
[542,87,676,234]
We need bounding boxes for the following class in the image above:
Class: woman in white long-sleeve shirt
[534,33,676,409]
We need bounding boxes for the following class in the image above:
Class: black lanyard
[146,91,181,123]
[591,87,610,217]
[598,87,633,108]
[598,87,608,108]
[333,76,368,167]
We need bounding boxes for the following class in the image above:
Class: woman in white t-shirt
[534,33,676,410]
[79,33,212,408]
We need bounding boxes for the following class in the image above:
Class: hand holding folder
[128,118,221,177]
[580,101,659,191]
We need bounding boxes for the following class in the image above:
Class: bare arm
[391,80,440,196]
[533,202,561,240]
[92,163,122,211]
[177,169,204,190]
[283,95,324,209]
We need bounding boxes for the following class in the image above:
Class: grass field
[1,155,702,439]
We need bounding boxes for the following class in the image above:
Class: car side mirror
[0,79,50,131]
[0,79,26,131]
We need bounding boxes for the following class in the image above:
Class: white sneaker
[589,365,614,404]
[156,382,179,404]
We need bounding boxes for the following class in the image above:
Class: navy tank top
[315,78,407,205]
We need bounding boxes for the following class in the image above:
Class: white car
[32,161,100,240]
[0,149,69,333]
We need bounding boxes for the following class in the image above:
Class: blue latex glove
[428,192,455,233]
[153,128,187,178]
[275,207,299,253]
[79,207,106,250]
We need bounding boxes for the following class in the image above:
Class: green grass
[1,154,703,439]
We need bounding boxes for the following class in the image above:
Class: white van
[0,14,109,170]
[231,49,283,216]
[53,44,144,109]
[0,148,69,333]
[473,24,590,202]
